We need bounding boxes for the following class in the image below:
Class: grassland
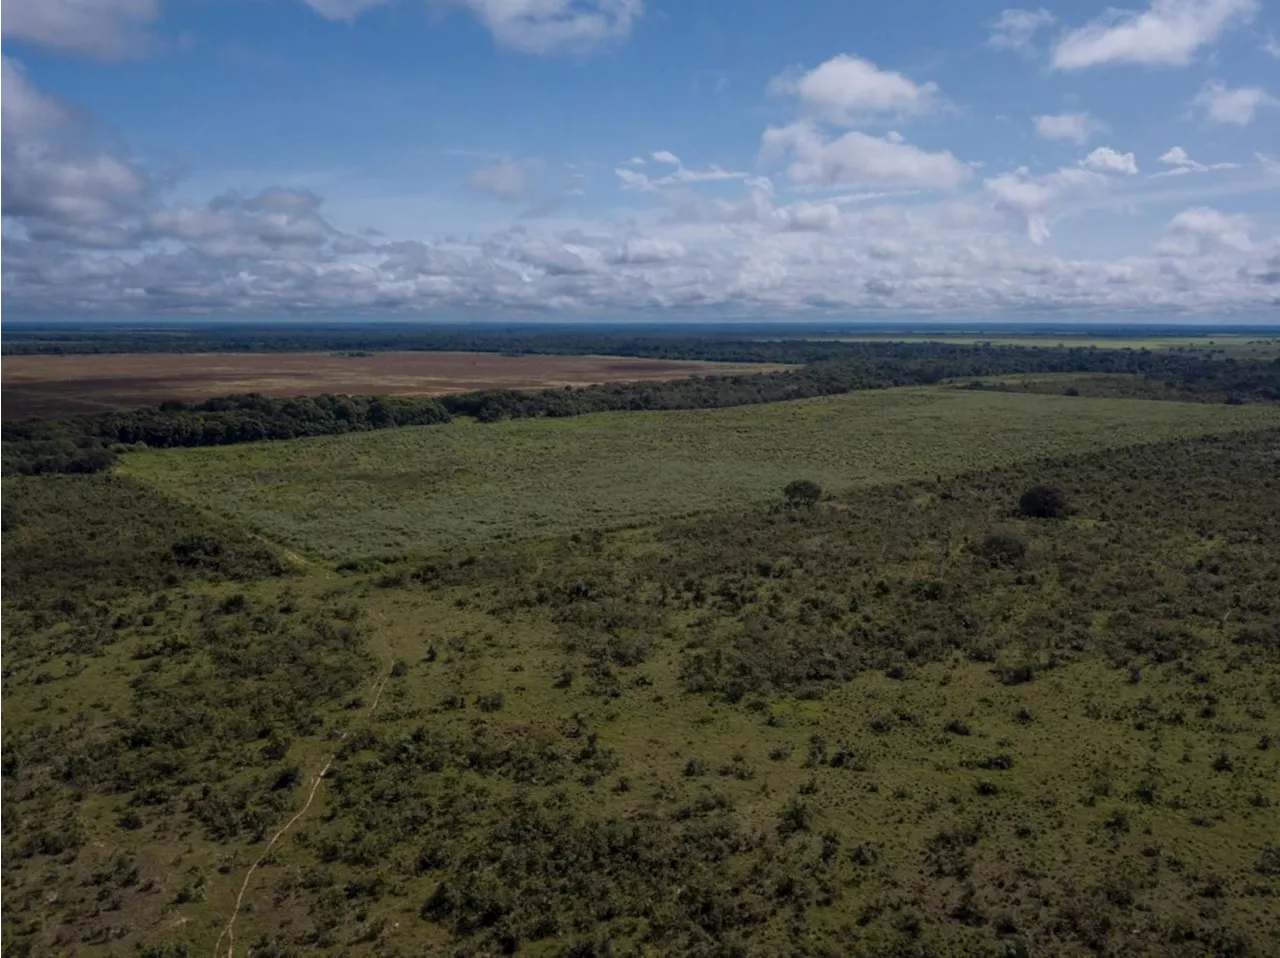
[5,429,1279,957]
[0,351,791,419]
[123,387,1280,560]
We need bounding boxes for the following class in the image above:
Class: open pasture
[0,350,791,419]
[122,387,1280,561]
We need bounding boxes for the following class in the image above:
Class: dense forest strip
[4,342,1280,476]
[3,323,1275,360]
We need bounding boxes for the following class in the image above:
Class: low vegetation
[5,325,1279,957]
[5,427,1279,957]
[122,387,1280,560]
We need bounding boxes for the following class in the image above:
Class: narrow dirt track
[211,645,394,958]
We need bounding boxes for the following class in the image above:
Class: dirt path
[211,642,393,958]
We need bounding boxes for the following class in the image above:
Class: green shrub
[973,530,1028,567]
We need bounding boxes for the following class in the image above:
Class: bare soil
[1,351,793,419]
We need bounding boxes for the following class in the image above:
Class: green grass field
[123,387,1280,561]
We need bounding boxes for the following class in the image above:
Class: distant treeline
[2,324,1262,363]
[4,343,1279,476]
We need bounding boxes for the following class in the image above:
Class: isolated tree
[783,479,822,508]
[1018,484,1068,519]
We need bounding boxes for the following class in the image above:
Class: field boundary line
[211,644,393,958]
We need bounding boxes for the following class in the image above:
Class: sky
[2,0,1279,321]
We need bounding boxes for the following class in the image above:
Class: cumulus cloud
[2,58,151,239]
[1034,112,1107,145]
[467,158,533,200]
[301,0,642,55]
[614,237,686,263]
[761,122,970,192]
[1191,79,1278,125]
[1,0,160,59]
[988,9,1056,53]
[1051,0,1258,69]
[1,58,76,136]
[1154,145,1242,175]
[779,201,842,233]
[1082,147,1139,174]
[984,166,1107,243]
[5,47,1278,320]
[1164,206,1253,252]
[143,189,343,258]
[768,54,940,124]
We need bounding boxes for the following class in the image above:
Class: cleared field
[123,387,1280,560]
[0,350,792,419]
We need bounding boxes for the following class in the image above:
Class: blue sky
[3,0,1278,319]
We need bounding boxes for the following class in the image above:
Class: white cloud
[1,58,75,136]
[1082,147,1139,174]
[984,166,1108,243]
[302,0,642,55]
[1265,35,1280,57]
[1154,145,1243,175]
[467,158,532,200]
[518,239,605,274]
[1052,0,1258,69]
[779,201,842,232]
[0,0,159,59]
[468,0,642,54]
[761,122,970,191]
[988,9,1056,53]
[5,49,1278,319]
[1191,79,1278,125]
[1034,112,1107,145]
[1165,206,1253,252]
[615,159,748,192]
[2,59,151,234]
[768,54,939,124]
[614,237,685,263]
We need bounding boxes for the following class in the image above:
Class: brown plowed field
[1,351,794,419]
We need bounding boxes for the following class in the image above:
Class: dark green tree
[1019,484,1068,519]
[783,479,822,508]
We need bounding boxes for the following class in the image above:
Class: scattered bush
[973,530,1028,567]
[1255,845,1280,877]
[783,479,823,508]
